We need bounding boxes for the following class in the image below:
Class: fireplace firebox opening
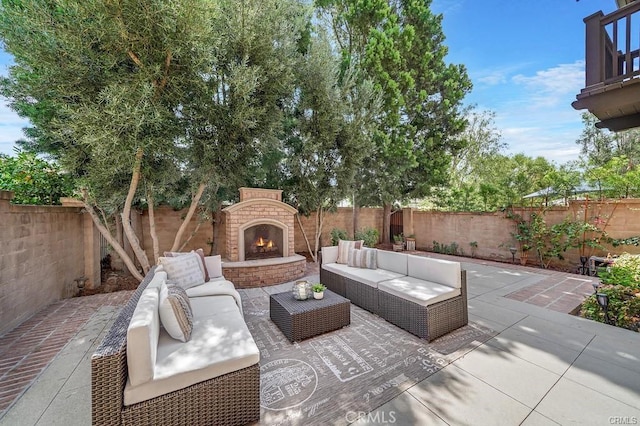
[244,224,284,260]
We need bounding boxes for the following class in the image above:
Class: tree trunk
[296,212,317,262]
[81,194,143,282]
[171,182,206,251]
[212,203,223,255]
[352,199,360,239]
[382,202,392,243]
[121,149,151,274]
[178,219,203,251]
[147,191,160,264]
[314,207,324,262]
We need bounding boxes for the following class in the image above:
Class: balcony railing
[583,2,640,89]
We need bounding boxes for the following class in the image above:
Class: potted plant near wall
[393,234,404,251]
[405,234,416,251]
[312,283,326,299]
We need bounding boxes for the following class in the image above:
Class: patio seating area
[1,253,639,425]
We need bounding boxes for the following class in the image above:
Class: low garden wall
[0,191,100,336]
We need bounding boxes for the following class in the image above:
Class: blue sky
[431,0,620,164]
[0,1,621,163]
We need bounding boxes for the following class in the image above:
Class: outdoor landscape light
[592,282,600,293]
[509,247,517,264]
[596,292,611,324]
[580,256,589,275]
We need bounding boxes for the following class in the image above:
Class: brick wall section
[139,206,215,262]
[222,258,306,287]
[0,191,86,336]
[294,207,384,252]
[140,198,640,268]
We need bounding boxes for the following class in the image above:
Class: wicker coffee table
[270,290,350,342]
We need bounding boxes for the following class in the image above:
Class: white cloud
[511,60,585,108]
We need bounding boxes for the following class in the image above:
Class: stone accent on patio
[505,273,597,313]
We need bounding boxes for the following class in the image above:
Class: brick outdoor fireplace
[221,188,306,288]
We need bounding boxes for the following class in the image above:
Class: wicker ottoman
[270,290,350,342]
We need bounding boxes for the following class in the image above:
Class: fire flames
[256,237,276,251]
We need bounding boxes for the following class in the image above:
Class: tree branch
[171,182,207,251]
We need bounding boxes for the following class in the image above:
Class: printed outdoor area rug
[242,293,495,426]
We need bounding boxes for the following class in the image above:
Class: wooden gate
[390,210,403,240]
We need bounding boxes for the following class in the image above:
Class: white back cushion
[127,287,160,387]
[321,246,339,264]
[204,255,223,279]
[407,255,461,288]
[377,250,408,275]
[147,270,167,290]
[158,252,204,289]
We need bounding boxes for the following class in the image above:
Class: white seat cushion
[185,279,236,297]
[126,287,160,387]
[190,295,239,320]
[124,307,260,406]
[377,250,408,275]
[378,276,461,307]
[323,263,404,288]
[407,255,461,288]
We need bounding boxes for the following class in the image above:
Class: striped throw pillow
[361,248,377,269]
[336,240,364,264]
[348,248,363,267]
[159,283,193,342]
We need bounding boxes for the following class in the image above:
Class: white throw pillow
[158,282,194,342]
[158,252,204,290]
[163,249,209,282]
[204,255,223,279]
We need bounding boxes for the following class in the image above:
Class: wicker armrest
[91,267,156,426]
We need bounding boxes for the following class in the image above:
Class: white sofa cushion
[378,276,461,306]
[126,287,160,387]
[123,302,260,406]
[185,280,243,315]
[377,250,408,275]
[407,255,461,289]
[159,283,194,342]
[323,263,404,288]
[146,270,167,290]
[204,255,223,278]
[158,252,205,290]
[185,279,236,297]
[321,246,339,264]
[190,295,239,320]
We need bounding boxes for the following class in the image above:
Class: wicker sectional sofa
[320,246,468,341]
[91,265,260,426]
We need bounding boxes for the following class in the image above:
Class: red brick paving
[0,291,132,417]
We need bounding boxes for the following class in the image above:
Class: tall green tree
[318,0,471,242]
[0,0,306,279]
[282,32,378,261]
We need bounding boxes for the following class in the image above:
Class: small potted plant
[312,283,326,299]
[392,233,404,251]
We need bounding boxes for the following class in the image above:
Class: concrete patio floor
[1,254,639,425]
